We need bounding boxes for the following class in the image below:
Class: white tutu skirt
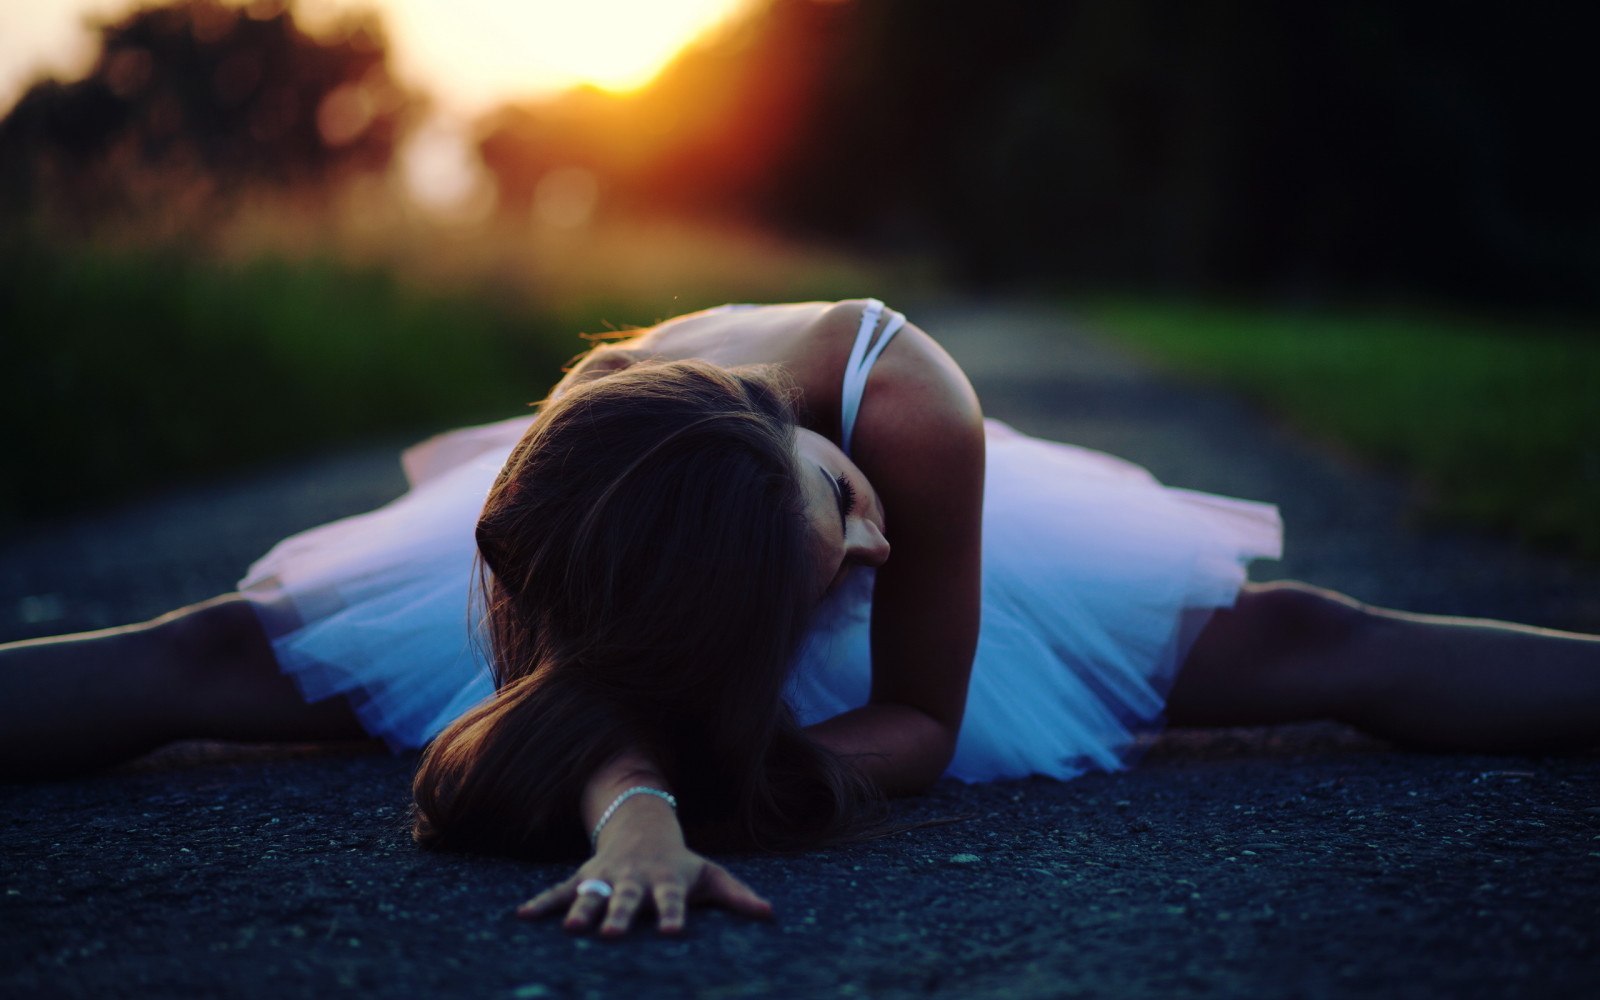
[240,417,1280,781]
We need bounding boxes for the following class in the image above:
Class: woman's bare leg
[0,595,366,780]
[1168,581,1600,753]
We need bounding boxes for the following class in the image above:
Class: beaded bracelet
[590,786,678,847]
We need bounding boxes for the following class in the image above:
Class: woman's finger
[652,883,688,935]
[560,870,627,928]
[516,878,577,919]
[561,886,611,932]
[597,880,648,937]
[697,863,773,919]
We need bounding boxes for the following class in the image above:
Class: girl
[3,300,1596,938]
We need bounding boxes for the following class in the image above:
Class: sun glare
[369,0,757,112]
[0,0,758,119]
[0,0,127,114]
[0,0,761,220]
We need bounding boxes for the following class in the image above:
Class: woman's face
[791,428,890,598]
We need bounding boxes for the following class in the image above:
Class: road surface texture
[4,301,1597,999]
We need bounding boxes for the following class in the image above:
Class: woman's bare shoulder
[562,299,980,437]
[858,311,984,445]
[602,300,864,427]
[732,299,984,441]
[636,300,853,356]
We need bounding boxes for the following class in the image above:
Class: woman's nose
[847,518,891,568]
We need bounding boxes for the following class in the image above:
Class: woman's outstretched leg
[0,595,366,780]
[1168,581,1600,753]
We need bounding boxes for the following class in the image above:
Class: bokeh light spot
[533,167,599,230]
[317,82,374,147]
[401,116,496,225]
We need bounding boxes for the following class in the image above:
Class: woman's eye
[834,474,858,518]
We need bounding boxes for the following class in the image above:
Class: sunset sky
[0,0,758,117]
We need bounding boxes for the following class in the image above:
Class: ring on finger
[575,879,614,900]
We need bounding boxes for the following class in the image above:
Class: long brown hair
[413,360,877,858]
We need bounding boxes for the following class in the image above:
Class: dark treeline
[479,0,1597,310]
[770,0,1599,308]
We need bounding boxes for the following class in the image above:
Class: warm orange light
[367,0,757,111]
[0,0,759,118]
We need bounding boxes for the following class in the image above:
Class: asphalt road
[3,301,1597,999]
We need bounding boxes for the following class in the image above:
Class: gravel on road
[4,302,1597,1000]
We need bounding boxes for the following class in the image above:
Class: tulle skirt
[239,417,1280,782]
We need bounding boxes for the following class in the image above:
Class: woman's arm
[515,750,772,936]
[806,310,987,794]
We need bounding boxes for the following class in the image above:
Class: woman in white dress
[2,300,1596,938]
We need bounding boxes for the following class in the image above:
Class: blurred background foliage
[472,0,1600,308]
[1,0,411,237]
[2,0,1596,555]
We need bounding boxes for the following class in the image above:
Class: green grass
[0,230,884,529]
[1088,301,1600,558]
[0,239,589,525]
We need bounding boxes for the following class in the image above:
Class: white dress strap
[839,299,906,455]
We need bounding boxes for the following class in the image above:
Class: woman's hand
[515,789,771,936]
[517,848,772,937]
[516,840,771,936]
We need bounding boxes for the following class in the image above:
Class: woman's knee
[147,595,279,697]
[1230,581,1369,653]
[146,595,366,741]
[154,592,251,647]
[1172,580,1378,726]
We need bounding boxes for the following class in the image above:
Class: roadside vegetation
[0,227,876,527]
[1091,301,1600,559]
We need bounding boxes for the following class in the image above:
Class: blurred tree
[0,0,416,236]
[769,0,1600,308]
